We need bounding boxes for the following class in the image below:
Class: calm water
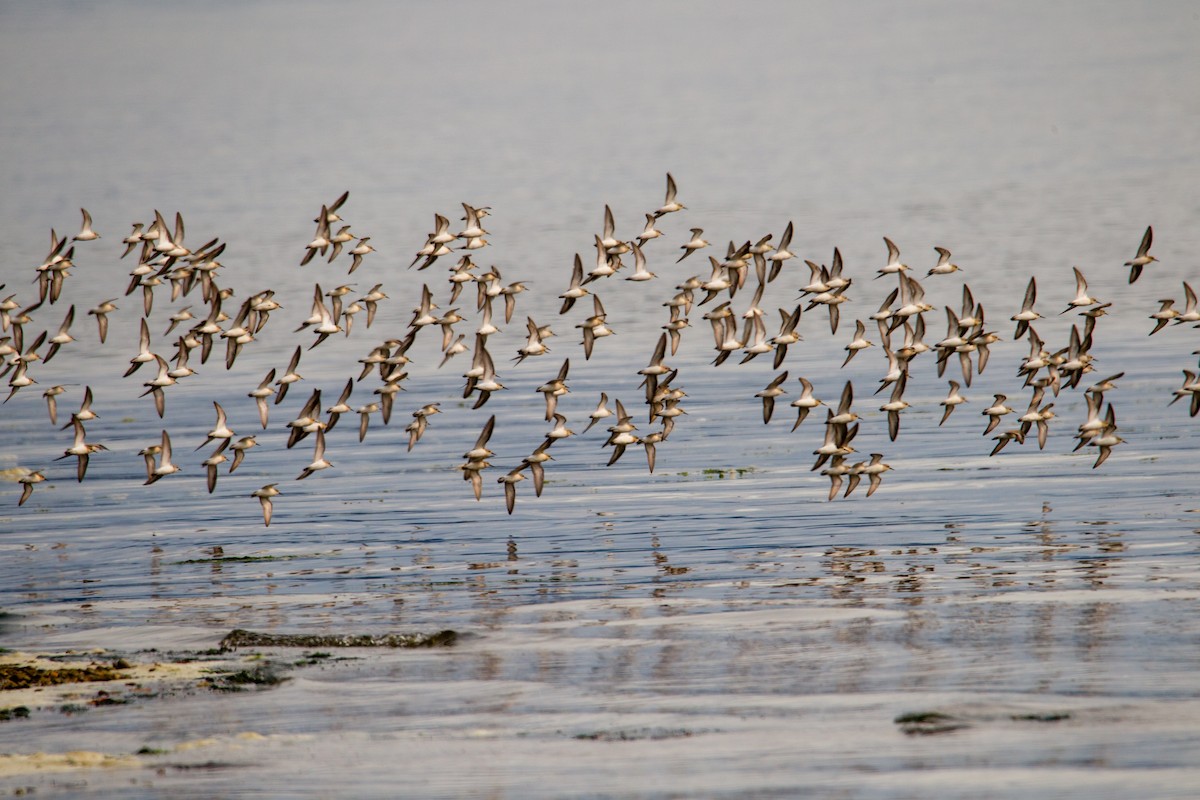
[2,1,1199,797]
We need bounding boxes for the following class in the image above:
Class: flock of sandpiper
[3,175,1198,523]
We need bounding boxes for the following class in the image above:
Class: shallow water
[2,1,1200,797]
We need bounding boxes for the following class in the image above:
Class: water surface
[1,1,1199,797]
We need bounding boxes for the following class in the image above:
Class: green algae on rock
[1,663,131,691]
[219,629,458,650]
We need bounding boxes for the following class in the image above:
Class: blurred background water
[1,1,1199,797]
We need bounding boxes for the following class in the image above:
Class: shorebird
[1062,267,1102,313]
[251,484,280,526]
[135,441,160,483]
[662,306,690,356]
[301,206,331,265]
[42,385,65,425]
[825,249,851,291]
[1086,372,1124,396]
[889,273,933,328]
[43,305,75,363]
[537,359,570,420]
[927,247,960,276]
[249,369,276,428]
[458,202,489,240]
[877,337,910,394]
[1165,281,1200,326]
[710,313,749,366]
[677,229,709,263]
[460,455,492,501]
[577,295,614,360]
[285,389,323,449]
[500,280,527,324]
[653,173,685,218]
[599,205,629,255]
[17,469,46,506]
[1124,226,1157,284]
[410,283,440,329]
[72,208,100,242]
[1088,405,1124,467]
[812,412,857,471]
[348,237,375,274]
[654,396,687,437]
[1074,392,1108,451]
[1149,299,1180,334]
[467,343,505,408]
[637,214,664,243]
[5,360,36,402]
[843,460,867,498]
[139,355,175,417]
[228,435,258,473]
[990,428,1025,456]
[639,430,665,474]
[625,241,655,282]
[698,256,733,305]
[880,376,910,441]
[166,335,197,381]
[296,428,332,480]
[584,235,618,283]
[821,455,850,501]
[439,333,468,367]
[790,377,824,430]
[308,292,342,348]
[123,318,155,377]
[356,401,379,442]
[411,214,454,268]
[800,261,830,297]
[860,453,893,497]
[766,221,795,282]
[463,415,496,461]
[1011,277,1041,340]
[196,401,235,450]
[326,224,354,262]
[324,379,354,432]
[559,254,590,315]
[62,385,98,429]
[956,285,982,328]
[275,346,303,404]
[738,315,774,364]
[876,237,909,278]
[145,430,181,484]
[769,305,803,369]
[446,257,477,304]
[521,439,554,496]
[164,306,194,336]
[755,371,789,424]
[604,418,639,466]
[982,394,1014,435]
[842,319,873,367]
[497,467,526,514]
[1168,370,1200,417]
[203,446,229,494]
[120,223,144,258]
[805,282,849,336]
[317,191,350,225]
[939,381,967,425]
[583,392,613,433]
[1057,324,1094,389]
[547,413,575,440]
[405,403,441,451]
[514,316,550,364]
[934,306,968,375]
[1017,389,1056,449]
